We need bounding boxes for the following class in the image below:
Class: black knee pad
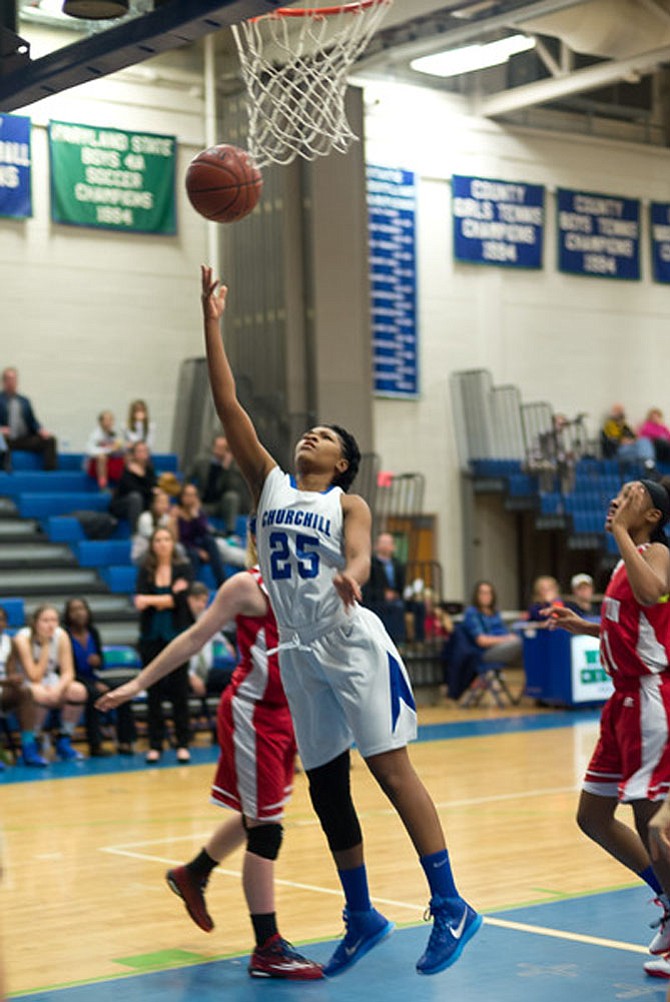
[246,823,283,861]
[307,751,362,853]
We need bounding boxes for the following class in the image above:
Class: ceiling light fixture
[410,34,536,79]
[62,0,129,18]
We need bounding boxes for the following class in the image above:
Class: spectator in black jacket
[109,441,157,531]
[362,531,407,642]
[0,366,57,470]
[135,528,193,763]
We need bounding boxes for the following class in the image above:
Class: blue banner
[367,165,418,398]
[452,175,544,268]
[650,202,670,284]
[557,188,640,279]
[0,113,31,219]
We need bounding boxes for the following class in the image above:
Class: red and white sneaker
[644,954,670,978]
[165,866,213,932]
[249,934,323,980]
[649,899,670,955]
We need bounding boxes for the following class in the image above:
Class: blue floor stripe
[0,710,601,785]
[12,887,665,1002]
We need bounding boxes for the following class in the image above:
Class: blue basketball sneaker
[55,736,83,762]
[21,740,48,767]
[323,907,394,977]
[416,895,482,975]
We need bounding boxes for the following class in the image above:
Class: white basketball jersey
[257,466,346,634]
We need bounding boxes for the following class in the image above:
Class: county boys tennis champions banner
[48,121,176,234]
[0,113,31,219]
[452,175,544,268]
[367,165,418,398]
[557,188,640,279]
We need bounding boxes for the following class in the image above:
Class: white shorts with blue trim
[277,605,418,771]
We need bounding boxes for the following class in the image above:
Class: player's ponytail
[641,477,670,545]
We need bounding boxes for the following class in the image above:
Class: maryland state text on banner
[0,113,31,219]
[557,188,640,279]
[49,121,176,234]
[452,175,544,269]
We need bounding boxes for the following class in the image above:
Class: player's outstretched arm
[96,573,267,712]
[543,605,600,637]
[201,265,275,504]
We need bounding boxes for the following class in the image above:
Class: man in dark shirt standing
[187,435,250,535]
[362,531,407,643]
[0,367,58,471]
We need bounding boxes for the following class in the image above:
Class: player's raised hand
[610,482,647,533]
[333,571,362,609]
[541,604,585,634]
[95,678,140,712]
[201,265,228,322]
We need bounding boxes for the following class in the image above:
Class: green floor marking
[113,949,209,971]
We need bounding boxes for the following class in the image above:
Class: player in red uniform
[97,560,322,981]
[548,477,670,975]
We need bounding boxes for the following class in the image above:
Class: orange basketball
[185,144,263,223]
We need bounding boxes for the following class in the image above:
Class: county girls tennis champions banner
[0,113,31,219]
[452,175,545,269]
[650,201,670,284]
[367,164,418,398]
[48,121,176,234]
[557,188,640,280]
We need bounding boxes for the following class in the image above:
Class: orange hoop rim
[254,0,388,18]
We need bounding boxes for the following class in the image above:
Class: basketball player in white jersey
[97,562,322,981]
[548,477,670,978]
[199,265,481,977]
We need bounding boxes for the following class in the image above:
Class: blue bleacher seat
[0,598,24,627]
[0,472,95,495]
[18,493,111,518]
[100,565,137,593]
[76,540,131,567]
[102,646,141,669]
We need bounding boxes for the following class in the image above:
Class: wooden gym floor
[2,683,667,1001]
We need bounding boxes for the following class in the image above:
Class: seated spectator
[564,573,600,618]
[527,412,576,494]
[123,398,156,450]
[0,366,58,471]
[62,597,137,756]
[186,583,236,701]
[135,528,193,763]
[187,434,251,534]
[13,605,87,761]
[84,410,125,490]
[361,530,407,643]
[176,483,227,587]
[131,488,180,565]
[526,575,564,622]
[601,403,655,469]
[461,581,523,667]
[109,440,157,532]
[0,606,47,767]
[638,407,670,464]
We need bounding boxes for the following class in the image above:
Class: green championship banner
[48,120,176,234]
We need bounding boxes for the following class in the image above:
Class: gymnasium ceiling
[3,0,670,142]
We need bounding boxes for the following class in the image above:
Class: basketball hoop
[231,0,393,167]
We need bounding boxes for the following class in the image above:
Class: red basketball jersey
[229,567,286,707]
[600,546,670,685]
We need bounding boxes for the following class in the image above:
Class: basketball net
[231,1,393,167]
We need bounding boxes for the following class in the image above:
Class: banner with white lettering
[49,120,176,234]
[650,202,670,284]
[557,188,640,280]
[367,165,418,398]
[452,175,544,268]
[0,113,31,218]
